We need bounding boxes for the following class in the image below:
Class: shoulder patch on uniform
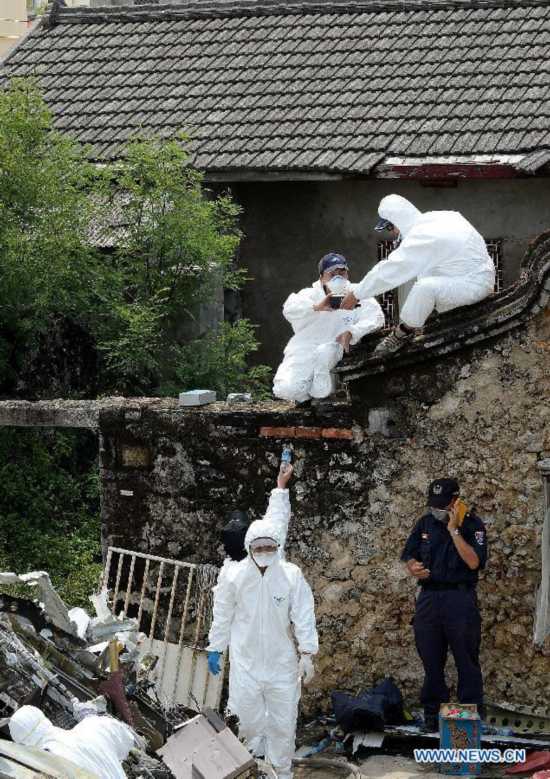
[421,533,429,540]
[474,530,485,545]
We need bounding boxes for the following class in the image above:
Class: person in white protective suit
[206,506,318,778]
[273,252,385,402]
[9,705,136,779]
[340,194,496,355]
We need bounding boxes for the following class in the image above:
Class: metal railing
[103,547,222,709]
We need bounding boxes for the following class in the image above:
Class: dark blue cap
[428,478,460,509]
[318,252,349,275]
[375,217,394,232]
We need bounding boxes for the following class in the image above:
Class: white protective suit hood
[378,194,422,239]
[9,706,57,748]
[244,518,282,554]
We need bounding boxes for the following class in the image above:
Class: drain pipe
[534,459,550,646]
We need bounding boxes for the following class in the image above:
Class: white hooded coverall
[9,706,135,779]
[273,280,385,402]
[355,195,495,328]
[207,514,318,779]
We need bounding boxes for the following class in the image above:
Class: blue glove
[207,651,222,676]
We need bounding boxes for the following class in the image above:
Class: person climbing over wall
[400,478,487,732]
[340,194,495,355]
[273,252,385,403]
[206,478,317,779]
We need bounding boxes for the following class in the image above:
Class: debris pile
[0,571,252,779]
[0,570,178,777]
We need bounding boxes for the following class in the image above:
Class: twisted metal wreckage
[0,552,242,778]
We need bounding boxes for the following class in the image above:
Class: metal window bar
[376,239,400,330]
[485,239,504,293]
[102,547,222,709]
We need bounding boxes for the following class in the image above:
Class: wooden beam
[376,163,523,180]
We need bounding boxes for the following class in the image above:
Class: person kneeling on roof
[273,252,385,403]
[340,194,495,356]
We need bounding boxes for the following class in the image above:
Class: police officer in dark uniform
[401,478,487,732]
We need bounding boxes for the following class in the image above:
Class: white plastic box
[178,390,217,406]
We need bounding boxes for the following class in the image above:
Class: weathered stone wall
[97,307,550,716]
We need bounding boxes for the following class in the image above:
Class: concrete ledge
[0,398,165,429]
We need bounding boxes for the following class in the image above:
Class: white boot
[310,367,336,398]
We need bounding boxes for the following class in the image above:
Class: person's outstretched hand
[277,463,294,489]
[207,651,222,675]
[340,290,358,310]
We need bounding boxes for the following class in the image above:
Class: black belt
[420,581,474,591]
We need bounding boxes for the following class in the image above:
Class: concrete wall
[95,306,550,717]
[232,176,550,369]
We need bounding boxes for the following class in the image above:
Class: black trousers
[413,587,483,718]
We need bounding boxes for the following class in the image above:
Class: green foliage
[0,80,269,399]
[163,319,272,399]
[0,429,101,608]
[0,82,271,605]
[0,79,102,390]
[93,135,249,392]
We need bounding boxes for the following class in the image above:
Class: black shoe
[374,326,413,355]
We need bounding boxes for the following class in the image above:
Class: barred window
[376,237,504,328]
[376,240,400,330]
[485,239,504,293]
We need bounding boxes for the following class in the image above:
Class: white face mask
[431,508,449,522]
[327,275,350,295]
[253,551,277,568]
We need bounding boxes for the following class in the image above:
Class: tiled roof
[2,0,550,174]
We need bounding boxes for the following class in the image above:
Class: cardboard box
[157,709,256,779]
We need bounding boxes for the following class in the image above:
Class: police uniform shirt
[400,512,487,585]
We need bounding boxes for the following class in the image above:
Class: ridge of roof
[45,0,550,24]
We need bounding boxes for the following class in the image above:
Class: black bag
[331,677,405,733]
[222,510,250,561]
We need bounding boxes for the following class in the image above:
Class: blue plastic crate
[439,703,481,777]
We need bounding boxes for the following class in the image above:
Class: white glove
[298,654,315,684]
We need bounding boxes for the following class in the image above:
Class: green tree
[165,319,272,399]
[94,135,252,394]
[0,428,101,608]
[0,79,104,394]
[0,80,270,399]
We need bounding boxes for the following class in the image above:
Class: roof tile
[2,0,549,173]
